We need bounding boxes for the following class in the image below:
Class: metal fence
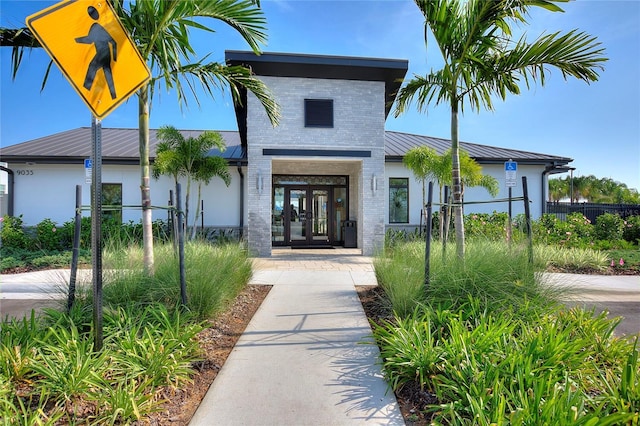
[546,202,640,222]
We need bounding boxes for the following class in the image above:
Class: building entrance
[271,175,348,247]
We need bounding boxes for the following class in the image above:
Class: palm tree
[3,1,281,272]
[153,126,231,240]
[402,146,441,231]
[403,146,498,240]
[394,0,606,259]
[548,178,567,202]
[190,150,232,240]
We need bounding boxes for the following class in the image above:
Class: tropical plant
[3,0,281,273]
[394,0,607,259]
[548,177,567,202]
[402,146,498,240]
[153,126,231,239]
[549,175,640,204]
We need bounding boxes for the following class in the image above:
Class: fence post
[442,185,449,255]
[424,181,434,290]
[522,176,534,265]
[176,183,187,308]
[68,185,82,312]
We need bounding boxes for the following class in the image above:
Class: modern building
[0,52,572,256]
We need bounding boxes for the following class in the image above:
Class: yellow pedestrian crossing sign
[26,0,151,119]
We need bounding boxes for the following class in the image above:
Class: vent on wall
[304,99,333,128]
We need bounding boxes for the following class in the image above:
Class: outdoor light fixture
[371,174,378,193]
[257,171,263,194]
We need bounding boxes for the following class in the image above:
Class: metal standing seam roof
[0,127,244,164]
[385,131,572,165]
[0,127,572,167]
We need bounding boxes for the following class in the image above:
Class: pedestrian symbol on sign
[75,6,118,99]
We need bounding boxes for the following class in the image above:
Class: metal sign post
[91,116,103,350]
[505,160,517,245]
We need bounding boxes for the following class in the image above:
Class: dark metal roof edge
[225,50,409,71]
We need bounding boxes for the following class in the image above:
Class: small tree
[153,126,229,240]
[403,146,498,240]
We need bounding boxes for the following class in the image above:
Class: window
[304,99,333,128]
[389,178,409,223]
[102,183,122,224]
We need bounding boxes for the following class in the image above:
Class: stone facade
[246,76,386,256]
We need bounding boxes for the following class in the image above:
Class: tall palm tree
[3,1,281,273]
[153,125,230,240]
[394,0,606,259]
[115,0,279,272]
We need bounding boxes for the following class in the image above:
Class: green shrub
[534,212,594,248]
[35,218,62,251]
[375,240,562,318]
[594,212,625,242]
[534,245,608,272]
[1,300,205,423]
[623,215,640,244]
[0,215,30,249]
[464,211,509,241]
[59,216,92,250]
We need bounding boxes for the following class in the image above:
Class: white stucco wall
[5,162,244,228]
[384,162,546,227]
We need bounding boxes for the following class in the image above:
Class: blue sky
[1,0,639,189]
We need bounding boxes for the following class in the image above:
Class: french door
[287,187,330,246]
[271,175,348,247]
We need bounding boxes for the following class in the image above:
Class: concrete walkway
[542,272,640,336]
[189,249,404,425]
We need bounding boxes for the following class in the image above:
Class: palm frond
[394,71,451,117]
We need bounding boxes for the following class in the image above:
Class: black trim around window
[389,178,409,224]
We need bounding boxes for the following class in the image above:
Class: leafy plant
[623,215,640,244]
[105,304,201,389]
[595,213,625,242]
[35,218,62,251]
[372,240,640,424]
[0,215,30,249]
[32,325,106,405]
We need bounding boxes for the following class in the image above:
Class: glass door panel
[289,189,306,242]
[311,189,329,243]
[272,186,285,244]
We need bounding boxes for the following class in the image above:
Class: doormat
[291,245,334,249]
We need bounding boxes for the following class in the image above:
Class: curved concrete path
[189,249,404,425]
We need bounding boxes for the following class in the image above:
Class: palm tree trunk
[451,100,465,259]
[139,86,154,274]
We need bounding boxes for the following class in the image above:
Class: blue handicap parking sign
[505,161,517,171]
